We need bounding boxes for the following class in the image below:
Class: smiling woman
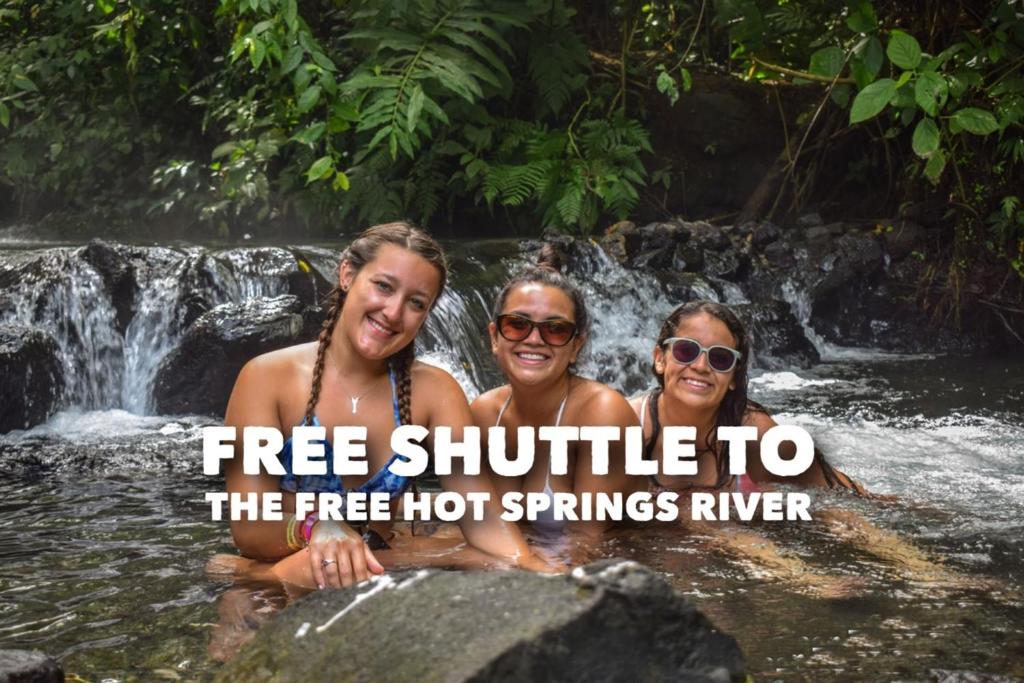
[220,222,542,591]
[471,245,643,539]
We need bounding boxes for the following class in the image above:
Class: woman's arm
[743,409,866,493]
[223,354,296,560]
[224,352,382,587]
[570,386,644,536]
[419,366,538,564]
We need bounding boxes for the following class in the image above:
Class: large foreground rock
[0,649,63,682]
[218,560,745,682]
[152,295,315,416]
[0,324,63,433]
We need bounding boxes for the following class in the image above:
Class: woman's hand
[307,519,385,589]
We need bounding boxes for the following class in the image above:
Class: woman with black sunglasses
[470,245,642,538]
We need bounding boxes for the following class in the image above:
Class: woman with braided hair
[221,222,540,591]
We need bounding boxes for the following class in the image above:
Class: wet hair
[651,300,852,491]
[491,244,590,341]
[304,222,447,428]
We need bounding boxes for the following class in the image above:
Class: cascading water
[1,244,306,415]
[2,249,124,409]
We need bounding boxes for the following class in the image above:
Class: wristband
[301,512,320,543]
[285,514,304,552]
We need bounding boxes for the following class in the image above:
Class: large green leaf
[914,71,948,116]
[810,46,845,78]
[406,84,425,132]
[887,30,922,70]
[950,107,999,135]
[846,0,877,33]
[291,122,326,146]
[850,78,897,123]
[305,155,334,184]
[912,117,939,157]
[297,85,321,113]
[924,148,946,183]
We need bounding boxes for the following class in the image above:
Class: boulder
[0,324,63,433]
[733,301,819,369]
[703,250,748,282]
[79,239,137,336]
[151,295,308,416]
[0,651,62,683]
[881,219,928,262]
[217,560,745,683]
[0,649,63,682]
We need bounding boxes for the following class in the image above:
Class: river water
[1,238,1022,681]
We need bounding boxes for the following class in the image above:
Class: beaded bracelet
[301,512,320,543]
[285,514,304,552]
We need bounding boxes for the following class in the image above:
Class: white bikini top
[495,389,569,533]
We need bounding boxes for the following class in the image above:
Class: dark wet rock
[288,247,337,307]
[687,221,730,252]
[80,239,137,336]
[803,224,837,247]
[673,243,705,272]
[734,301,819,369]
[152,295,308,416]
[656,272,721,304]
[796,212,823,228]
[703,250,748,282]
[744,220,781,248]
[632,245,676,270]
[0,325,63,433]
[0,649,63,682]
[807,233,885,303]
[761,240,796,270]
[218,560,745,683]
[881,219,928,262]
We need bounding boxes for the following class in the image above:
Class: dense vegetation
[1,1,1022,282]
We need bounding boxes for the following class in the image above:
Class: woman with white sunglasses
[631,299,862,494]
[629,300,969,592]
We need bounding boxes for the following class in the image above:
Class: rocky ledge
[217,559,745,683]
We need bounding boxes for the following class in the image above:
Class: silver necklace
[340,376,384,414]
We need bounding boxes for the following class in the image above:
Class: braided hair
[651,300,853,491]
[303,222,447,427]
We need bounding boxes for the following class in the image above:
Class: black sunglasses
[663,336,742,373]
[495,314,578,347]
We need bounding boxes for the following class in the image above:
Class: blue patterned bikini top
[279,368,412,499]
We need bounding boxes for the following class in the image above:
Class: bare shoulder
[742,404,777,434]
[470,385,510,423]
[226,342,317,427]
[409,360,466,397]
[573,378,638,427]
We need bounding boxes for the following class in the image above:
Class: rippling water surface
[2,354,1022,681]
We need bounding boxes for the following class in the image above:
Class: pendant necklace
[343,379,382,414]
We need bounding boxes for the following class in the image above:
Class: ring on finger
[321,558,337,567]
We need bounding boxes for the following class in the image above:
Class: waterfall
[2,249,124,409]
[1,240,681,416]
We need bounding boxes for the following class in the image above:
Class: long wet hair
[492,244,590,344]
[652,300,851,490]
[303,222,447,428]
